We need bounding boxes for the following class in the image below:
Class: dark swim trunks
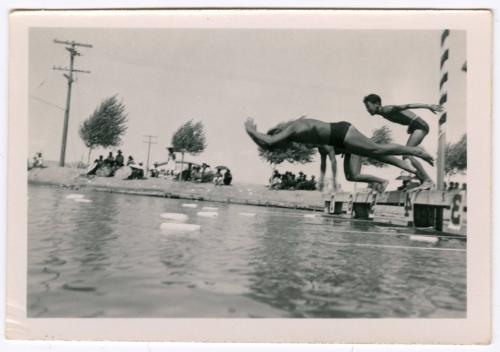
[407,117,430,134]
[329,121,351,149]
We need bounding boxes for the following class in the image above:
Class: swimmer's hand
[245,117,257,134]
[245,117,268,149]
[428,104,444,114]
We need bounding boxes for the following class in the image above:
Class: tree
[79,95,128,164]
[362,125,393,167]
[171,120,207,179]
[445,134,467,176]
[257,120,317,166]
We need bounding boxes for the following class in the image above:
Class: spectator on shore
[97,155,104,168]
[398,179,410,191]
[150,162,160,178]
[127,156,135,166]
[213,169,223,186]
[105,152,115,167]
[115,150,124,167]
[31,152,45,168]
[309,176,317,190]
[269,170,281,190]
[128,162,145,179]
[462,183,467,191]
[87,158,100,176]
[223,169,233,185]
[191,166,201,182]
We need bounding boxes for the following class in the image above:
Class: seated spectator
[115,150,124,167]
[105,152,115,167]
[269,170,282,190]
[96,155,105,168]
[33,152,45,168]
[213,170,223,186]
[127,156,135,166]
[128,162,145,180]
[461,183,467,191]
[87,158,100,176]
[191,166,201,182]
[223,169,233,185]
[397,180,410,191]
[309,175,317,190]
[150,162,160,178]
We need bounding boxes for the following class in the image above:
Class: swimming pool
[28,185,466,318]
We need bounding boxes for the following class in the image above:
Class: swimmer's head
[363,94,382,115]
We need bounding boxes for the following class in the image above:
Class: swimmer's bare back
[284,118,331,145]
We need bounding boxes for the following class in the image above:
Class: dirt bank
[28,166,325,211]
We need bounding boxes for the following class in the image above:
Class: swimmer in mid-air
[244,117,434,168]
[363,94,442,190]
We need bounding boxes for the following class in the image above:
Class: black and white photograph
[6,9,492,344]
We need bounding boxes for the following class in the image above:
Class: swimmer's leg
[344,154,387,187]
[406,129,434,185]
[368,155,417,174]
[343,126,434,166]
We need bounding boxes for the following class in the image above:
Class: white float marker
[160,213,188,222]
[197,211,218,218]
[74,198,92,203]
[182,203,198,208]
[239,212,256,217]
[66,194,84,199]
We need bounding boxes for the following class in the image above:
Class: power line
[53,38,92,167]
[143,135,158,175]
[29,94,65,111]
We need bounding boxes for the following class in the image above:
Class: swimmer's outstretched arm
[245,117,295,148]
[381,104,443,114]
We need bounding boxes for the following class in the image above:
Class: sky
[29,28,466,190]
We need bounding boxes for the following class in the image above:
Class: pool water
[28,185,466,318]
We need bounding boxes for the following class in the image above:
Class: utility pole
[143,135,158,175]
[53,39,92,167]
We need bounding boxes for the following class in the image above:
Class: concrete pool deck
[28,166,326,211]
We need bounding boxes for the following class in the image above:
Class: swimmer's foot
[414,147,434,166]
[409,180,435,192]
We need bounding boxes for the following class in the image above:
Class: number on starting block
[448,191,465,231]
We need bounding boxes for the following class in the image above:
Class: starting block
[323,191,378,219]
[322,190,467,235]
